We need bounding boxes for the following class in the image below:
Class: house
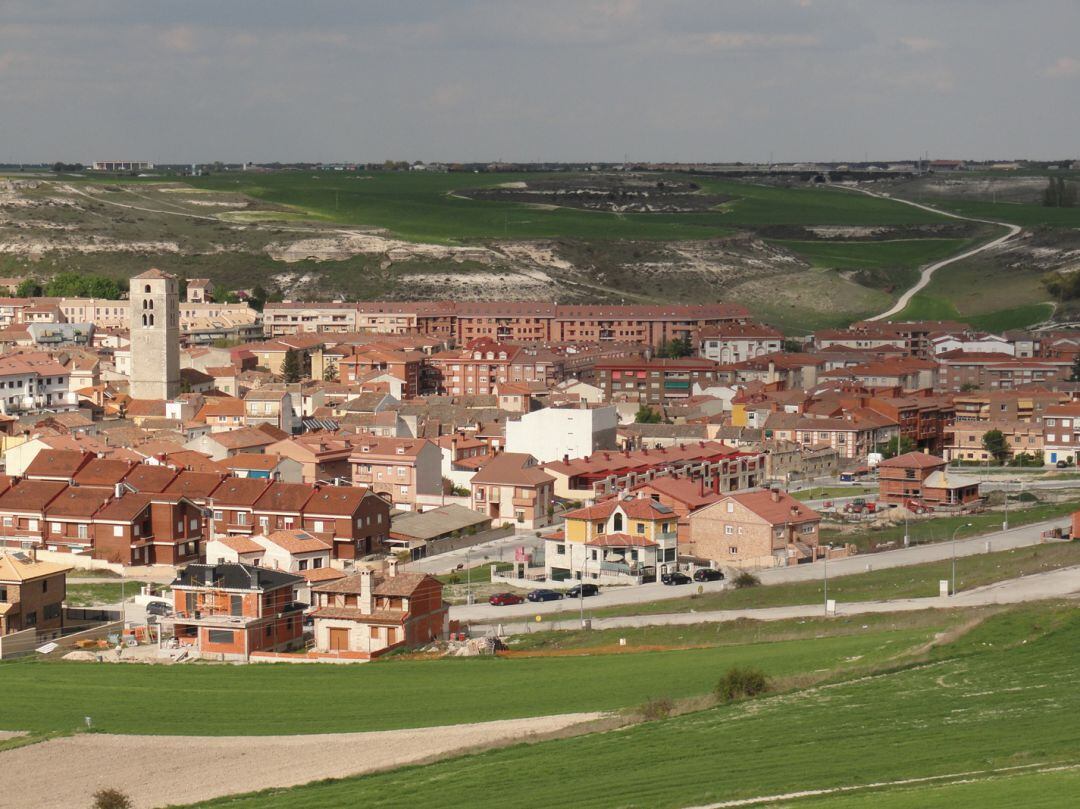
[91,491,205,566]
[596,357,721,404]
[162,563,306,661]
[23,449,95,483]
[945,421,1043,463]
[186,278,215,304]
[0,552,72,635]
[878,451,980,505]
[698,322,784,363]
[206,529,332,575]
[244,389,297,434]
[544,495,679,584]
[184,427,280,460]
[388,504,493,560]
[311,559,447,658]
[1042,403,1080,466]
[469,451,554,529]
[0,480,69,550]
[264,435,354,484]
[196,397,246,432]
[503,404,618,464]
[686,489,822,568]
[220,453,303,483]
[348,436,442,510]
[297,484,390,560]
[626,476,724,544]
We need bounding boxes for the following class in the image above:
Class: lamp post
[579,550,587,629]
[465,546,472,606]
[823,551,829,616]
[951,522,972,596]
[1003,479,1010,531]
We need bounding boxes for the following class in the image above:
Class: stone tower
[129,268,180,400]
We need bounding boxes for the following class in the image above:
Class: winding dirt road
[833,185,1023,321]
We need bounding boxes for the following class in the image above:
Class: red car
[489,592,524,606]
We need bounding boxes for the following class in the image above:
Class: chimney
[114,483,124,499]
[771,489,780,502]
[386,557,399,578]
[359,568,374,615]
[28,545,37,563]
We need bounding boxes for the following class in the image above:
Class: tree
[42,272,123,300]
[92,787,132,809]
[635,405,662,423]
[982,429,1009,465]
[1071,354,1080,382]
[878,435,914,459]
[782,338,803,353]
[323,362,338,382]
[281,348,303,383]
[1043,176,1078,208]
[14,277,42,297]
[656,338,692,359]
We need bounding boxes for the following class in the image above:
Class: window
[42,578,48,592]
[185,592,196,613]
[556,543,566,555]
[635,522,645,534]
[77,524,88,540]
[43,602,60,620]
[190,518,198,530]
[213,510,223,521]
[724,525,734,535]
[113,525,123,537]
[0,587,7,602]
[313,521,324,533]
[729,546,738,555]
[236,512,247,525]
[2,517,9,527]
[229,595,243,616]
[726,502,734,513]
[50,522,61,533]
[207,629,234,644]
[25,611,37,626]
[299,559,308,570]
[612,513,623,532]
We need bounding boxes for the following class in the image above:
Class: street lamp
[823,551,829,616]
[465,546,472,606]
[951,522,972,596]
[579,550,588,629]
[1003,479,1010,532]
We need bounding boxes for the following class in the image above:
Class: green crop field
[0,619,934,737]
[183,604,1080,808]
[770,237,974,271]
[929,199,1080,228]
[185,172,951,245]
[536,540,1080,622]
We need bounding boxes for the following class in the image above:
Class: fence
[0,619,124,660]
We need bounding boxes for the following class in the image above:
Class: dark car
[661,571,692,586]
[145,601,173,616]
[489,592,525,606]
[527,589,564,602]
[693,568,724,582]
[565,583,600,598]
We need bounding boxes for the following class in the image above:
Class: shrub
[93,789,133,809]
[639,697,674,720]
[1017,491,1038,503]
[716,667,770,703]
[732,571,761,589]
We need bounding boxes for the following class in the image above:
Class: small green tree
[323,362,338,382]
[879,435,915,459]
[982,429,1009,465]
[14,278,42,297]
[281,348,303,383]
[635,405,662,423]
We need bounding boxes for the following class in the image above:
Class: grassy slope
[0,622,934,737]
[186,604,1080,808]
[537,540,1080,621]
[64,580,148,607]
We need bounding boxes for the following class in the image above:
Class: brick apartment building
[596,357,721,404]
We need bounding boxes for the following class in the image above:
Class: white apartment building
[0,353,76,415]
[505,405,619,464]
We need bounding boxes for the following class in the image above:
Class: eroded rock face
[265,231,497,264]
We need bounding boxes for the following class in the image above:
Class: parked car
[1057,459,1070,469]
[527,589,564,602]
[145,600,173,616]
[489,592,525,606]
[693,568,724,582]
[565,583,600,598]
[661,571,692,586]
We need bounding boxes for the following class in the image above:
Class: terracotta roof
[94,492,153,522]
[24,450,93,480]
[312,570,437,598]
[261,529,331,554]
[163,471,227,500]
[215,535,264,555]
[301,567,347,584]
[0,553,73,582]
[43,486,112,519]
[71,458,136,488]
[878,451,947,469]
[121,465,180,493]
[564,497,675,522]
[470,452,553,486]
[302,485,372,517]
[0,480,69,512]
[133,268,175,280]
[222,453,285,471]
[585,532,658,548]
[253,482,316,513]
[712,489,821,526]
[211,478,271,507]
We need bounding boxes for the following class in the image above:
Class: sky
[1,0,1078,164]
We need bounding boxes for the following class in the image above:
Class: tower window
[144,285,151,293]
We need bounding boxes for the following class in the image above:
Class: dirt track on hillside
[0,713,604,809]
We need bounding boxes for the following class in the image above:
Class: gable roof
[24,450,93,480]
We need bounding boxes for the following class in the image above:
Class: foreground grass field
[0,618,936,736]
[185,604,1080,808]
[538,540,1080,621]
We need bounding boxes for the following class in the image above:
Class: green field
[185,604,1080,808]
[64,580,148,607]
[930,198,1080,228]
[536,540,1080,622]
[185,172,950,245]
[0,620,933,737]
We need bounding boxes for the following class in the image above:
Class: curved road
[834,185,1023,321]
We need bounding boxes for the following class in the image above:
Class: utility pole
[823,551,828,616]
[579,550,587,629]
[951,522,972,596]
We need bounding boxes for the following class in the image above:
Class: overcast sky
[2,0,1078,164]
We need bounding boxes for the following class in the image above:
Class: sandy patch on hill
[266,230,498,264]
[0,713,603,809]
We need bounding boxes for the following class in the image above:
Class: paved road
[832,185,1023,321]
[473,564,1080,635]
[452,515,1071,623]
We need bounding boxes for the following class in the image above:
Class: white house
[0,352,77,415]
[505,405,618,464]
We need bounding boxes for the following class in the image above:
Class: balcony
[512,493,536,507]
